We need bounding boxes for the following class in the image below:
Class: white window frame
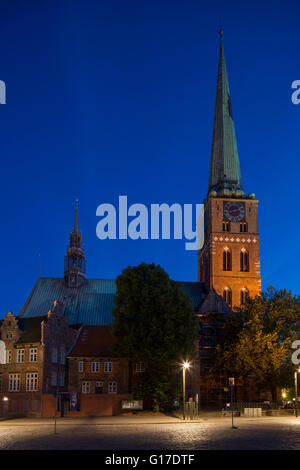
[78,361,83,372]
[8,373,20,392]
[26,373,38,391]
[108,381,117,394]
[16,349,25,363]
[82,382,90,394]
[136,361,145,373]
[29,348,38,363]
[104,361,112,372]
[91,361,99,372]
[6,350,12,364]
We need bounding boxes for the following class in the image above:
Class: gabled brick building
[0,301,78,417]
[67,325,132,416]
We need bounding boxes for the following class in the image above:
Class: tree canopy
[112,262,197,410]
[214,287,300,401]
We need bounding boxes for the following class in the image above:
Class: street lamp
[295,369,300,418]
[182,362,190,420]
[2,397,9,419]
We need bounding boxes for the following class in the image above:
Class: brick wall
[68,357,130,395]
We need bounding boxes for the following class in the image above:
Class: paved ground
[1,413,300,450]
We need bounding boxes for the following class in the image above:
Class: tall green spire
[208,31,244,198]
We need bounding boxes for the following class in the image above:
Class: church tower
[64,200,86,288]
[198,31,261,309]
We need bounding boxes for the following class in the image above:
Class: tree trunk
[271,385,278,408]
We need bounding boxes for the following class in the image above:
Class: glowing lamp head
[183,362,190,369]
[3,397,8,402]
[282,392,287,399]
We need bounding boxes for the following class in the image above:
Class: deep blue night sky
[0,0,299,317]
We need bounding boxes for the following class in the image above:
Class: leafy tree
[112,262,197,410]
[214,287,300,402]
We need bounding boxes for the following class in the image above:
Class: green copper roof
[208,33,243,196]
[18,277,207,325]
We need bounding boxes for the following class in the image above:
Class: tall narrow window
[222,222,231,232]
[240,249,249,272]
[8,374,20,392]
[223,288,232,306]
[26,373,38,391]
[6,350,12,364]
[240,222,248,232]
[223,249,231,271]
[17,349,24,363]
[240,288,249,305]
[91,362,99,372]
[29,348,37,363]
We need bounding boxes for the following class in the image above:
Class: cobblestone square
[0,414,300,450]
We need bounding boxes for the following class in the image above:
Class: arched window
[223,248,231,271]
[240,288,249,305]
[240,249,249,272]
[223,287,232,306]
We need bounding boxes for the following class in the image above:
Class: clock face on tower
[223,201,245,222]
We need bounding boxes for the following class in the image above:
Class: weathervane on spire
[218,18,223,37]
[74,197,79,234]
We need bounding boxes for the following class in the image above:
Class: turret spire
[208,31,244,198]
[64,202,86,288]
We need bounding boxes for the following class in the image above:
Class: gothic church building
[0,32,261,413]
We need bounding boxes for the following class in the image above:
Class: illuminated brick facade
[198,197,261,309]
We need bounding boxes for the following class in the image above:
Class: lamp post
[295,369,300,418]
[182,362,190,420]
[2,397,8,419]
